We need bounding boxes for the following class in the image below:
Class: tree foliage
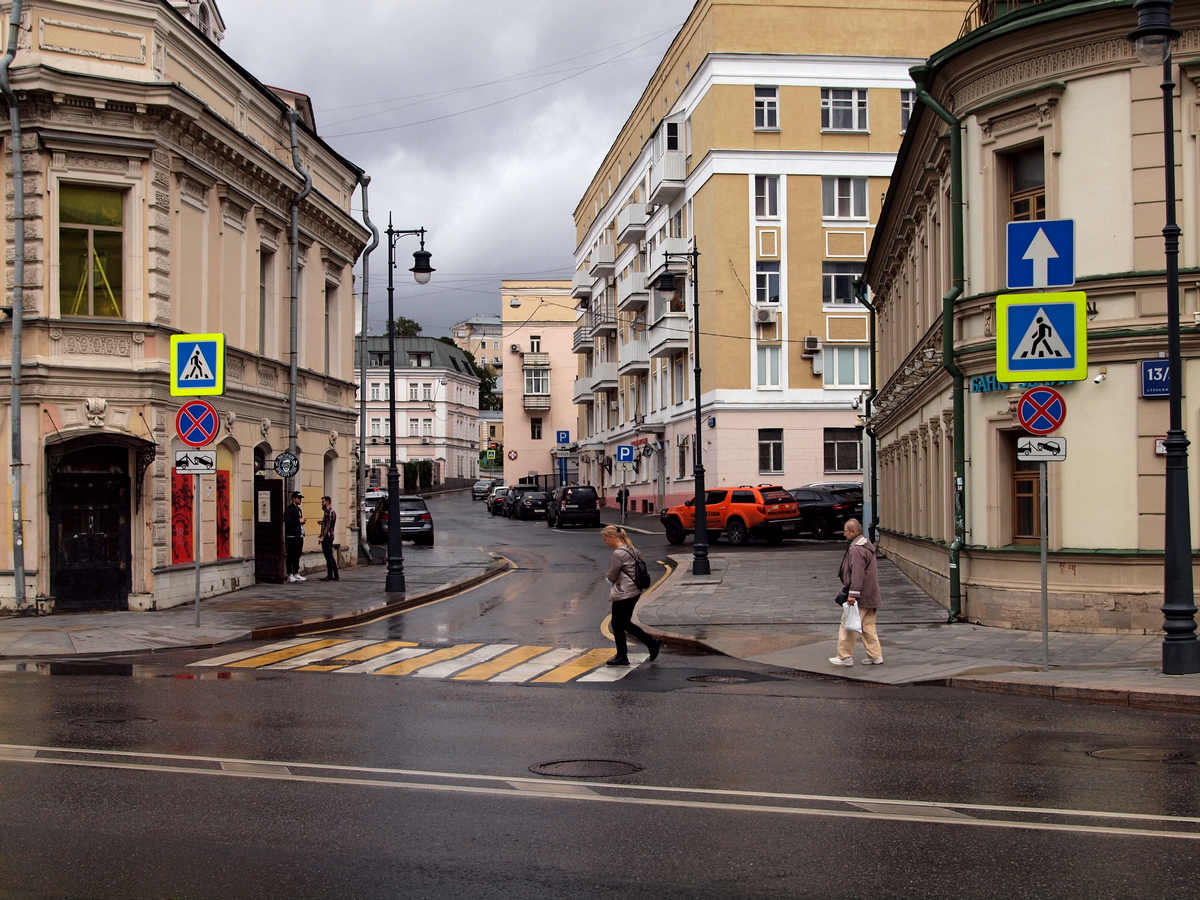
[386,316,423,337]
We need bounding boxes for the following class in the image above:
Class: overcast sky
[219,0,696,338]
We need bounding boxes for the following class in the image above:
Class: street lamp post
[384,217,434,593]
[657,246,709,576]
[1128,0,1200,674]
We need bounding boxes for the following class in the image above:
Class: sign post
[175,399,220,627]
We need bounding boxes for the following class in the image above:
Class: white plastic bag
[841,602,863,634]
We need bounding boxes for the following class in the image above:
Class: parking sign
[615,445,635,462]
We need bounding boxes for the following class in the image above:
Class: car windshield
[526,492,547,500]
[761,490,794,504]
[473,482,490,488]
[566,487,597,501]
[396,499,427,512]
[831,489,862,501]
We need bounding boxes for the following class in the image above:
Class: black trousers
[611,595,653,658]
[321,538,338,579]
[286,536,303,575]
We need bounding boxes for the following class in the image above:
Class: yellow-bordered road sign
[170,333,225,396]
[996,291,1087,383]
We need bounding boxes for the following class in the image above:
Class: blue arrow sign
[1007,219,1074,289]
[615,445,635,462]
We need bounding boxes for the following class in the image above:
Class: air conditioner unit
[370,437,379,444]
[754,308,778,325]
[802,335,822,355]
[421,437,432,445]
[609,401,619,411]
[510,344,521,353]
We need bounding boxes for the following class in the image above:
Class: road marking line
[335,647,433,674]
[453,645,552,681]
[225,639,348,668]
[488,647,585,682]
[375,644,480,676]
[189,638,313,667]
[577,652,648,681]
[266,640,374,670]
[601,615,613,640]
[534,648,613,683]
[413,644,517,678]
[330,641,419,662]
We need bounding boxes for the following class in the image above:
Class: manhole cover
[688,674,750,684]
[70,717,155,727]
[529,759,642,778]
[1089,747,1192,762]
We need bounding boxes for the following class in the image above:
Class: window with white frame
[530,417,543,440]
[524,368,549,395]
[756,345,781,388]
[900,89,915,132]
[672,354,685,405]
[821,88,868,131]
[755,175,778,218]
[754,86,778,130]
[821,177,867,219]
[422,383,432,401]
[370,383,381,401]
[422,418,433,436]
[756,261,781,304]
[60,185,124,318]
[409,418,420,437]
[409,383,419,401]
[824,427,863,473]
[823,346,871,388]
[678,438,689,478]
[370,418,381,437]
[381,417,391,437]
[759,428,784,473]
[529,335,541,352]
[822,262,864,304]
[665,121,680,151]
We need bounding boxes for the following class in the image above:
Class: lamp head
[655,271,677,292]
[1128,0,1179,66]
[410,247,434,285]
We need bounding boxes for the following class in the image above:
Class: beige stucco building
[0,0,368,611]
[864,0,1200,632]
[570,0,969,514]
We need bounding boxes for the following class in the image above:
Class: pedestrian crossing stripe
[190,639,649,683]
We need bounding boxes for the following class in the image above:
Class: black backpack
[625,549,652,590]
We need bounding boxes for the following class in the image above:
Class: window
[530,417,543,440]
[821,89,868,131]
[409,383,419,401]
[678,439,689,478]
[755,175,778,218]
[489,425,497,438]
[822,177,867,219]
[758,429,783,473]
[530,335,541,352]
[823,346,871,388]
[1008,145,1046,221]
[672,354,685,405]
[756,261,780,304]
[258,250,274,355]
[408,353,432,367]
[370,383,380,401]
[60,185,123,318]
[665,121,680,151]
[409,419,420,437]
[422,383,432,401]
[900,89,915,132]
[524,368,549,395]
[754,86,778,130]
[370,418,381,437]
[323,282,336,374]
[1012,455,1041,544]
[757,345,781,388]
[824,427,863,473]
[493,341,500,350]
[423,418,433,436]
[823,262,864,304]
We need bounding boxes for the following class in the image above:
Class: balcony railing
[521,352,550,367]
[572,377,596,405]
[648,318,688,359]
[523,394,551,411]
[588,243,616,278]
[959,0,1048,37]
[618,334,649,375]
[617,203,647,244]
[588,297,617,335]
[617,271,648,312]
[649,276,688,326]
[572,325,594,353]
[647,236,690,283]
[650,151,686,205]
[571,271,593,301]
[591,361,618,390]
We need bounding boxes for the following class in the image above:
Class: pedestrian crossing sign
[170,333,225,396]
[996,292,1087,383]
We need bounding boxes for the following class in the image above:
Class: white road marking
[334,647,433,674]
[265,640,374,670]
[577,652,648,681]
[487,647,583,682]
[189,638,314,667]
[412,644,517,678]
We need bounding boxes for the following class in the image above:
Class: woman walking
[601,525,662,667]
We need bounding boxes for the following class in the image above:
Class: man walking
[830,518,882,667]
[283,490,306,583]
[319,495,339,581]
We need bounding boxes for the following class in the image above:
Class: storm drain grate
[529,759,643,778]
[70,717,155,727]
[688,674,750,684]
[1088,747,1193,762]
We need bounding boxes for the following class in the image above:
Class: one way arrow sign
[1007,219,1074,290]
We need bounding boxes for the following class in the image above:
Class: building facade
[451,314,504,370]
[570,0,968,513]
[0,0,369,611]
[356,337,481,486]
[500,280,577,484]
[863,0,1200,633]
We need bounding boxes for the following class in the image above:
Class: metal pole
[357,175,379,562]
[1158,52,1200,674]
[1040,460,1048,672]
[285,110,311,496]
[194,473,201,627]
[384,217,405,593]
[689,247,709,577]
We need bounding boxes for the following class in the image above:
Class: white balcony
[649,151,686,205]
[573,377,596,404]
[523,394,551,411]
[571,271,592,301]
[588,297,617,335]
[617,203,647,244]
[588,243,616,278]
[521,352,550,367]
[591,361,618,390]
[646,237,690,284]
[648,317,689,359]
[618,334,649,375]
[572,325,593,353]
[617,271,648,312]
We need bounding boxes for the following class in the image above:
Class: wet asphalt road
[3,496,1200,899]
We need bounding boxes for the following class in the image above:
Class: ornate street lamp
[1127,0,1200,674]
[384,218,434,593]
[656,246,710,576]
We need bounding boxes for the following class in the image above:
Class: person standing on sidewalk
[601,525,661,667]
[830,518,882,667]
[283,491,306,583]
[319,495,339,582]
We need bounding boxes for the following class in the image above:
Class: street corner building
[0,0,369,612]
[863,0,1200,633]
[568,0,970,515]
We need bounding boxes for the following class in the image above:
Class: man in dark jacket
[830,518,882,667]
[283,491,306,583]
[319,495,339,581]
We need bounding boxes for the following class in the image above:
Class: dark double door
[49,469,131,611]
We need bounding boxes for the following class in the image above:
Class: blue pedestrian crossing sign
[615,445,635,463]
[1007,219,1075,289]
[996,292,1087,383]
[170,333,225,396]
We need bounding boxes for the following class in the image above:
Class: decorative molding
[84,397,107,427]
[39,17,148,65]
[226,356,244,381]
[61,334,133,357]
[329,429,338,447]
[260,418,271,439]
[324,382,341,404]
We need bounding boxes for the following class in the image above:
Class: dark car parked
[486,486,510,516]
[546,484,601,528]
[502,484,543,518]
[471,480,494,500]
[512,491,549,519]
[367,495,435,546]
[788,485,863,540]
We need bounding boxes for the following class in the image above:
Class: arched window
[198,3,211,37]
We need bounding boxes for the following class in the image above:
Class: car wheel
[812,517,831,540]
[664,518,686,545]
[726,519,749,546]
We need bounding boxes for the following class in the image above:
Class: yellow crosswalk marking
[330,641,418,662]
[226,639,347,668]
[375,644,481,676]
[452,645,553,681]
[534,648,614,683]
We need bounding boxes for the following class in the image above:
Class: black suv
[502,484,542,518]
[546,485,601,528]
[788,485,863,540]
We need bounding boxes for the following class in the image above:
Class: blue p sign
[556,430,570,444]
[616,445,635,462]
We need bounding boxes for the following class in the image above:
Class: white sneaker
[294,574,306,582]
[829,657,854,667]
[862,656,884,665]
[286,574,298,583]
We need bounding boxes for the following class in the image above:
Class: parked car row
[366,494,436,546]
[484,483,602,527]
[659,482,864,545]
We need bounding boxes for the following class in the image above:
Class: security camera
[1094,372,1106,383]
[851,397,861,410]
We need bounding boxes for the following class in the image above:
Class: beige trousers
[837,607,881,660]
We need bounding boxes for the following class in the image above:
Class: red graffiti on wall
[172,470,193,564]
[216,470,231,559]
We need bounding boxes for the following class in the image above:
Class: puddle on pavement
[0,660,265,680]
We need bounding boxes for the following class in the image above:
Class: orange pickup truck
[660,485,802,546]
